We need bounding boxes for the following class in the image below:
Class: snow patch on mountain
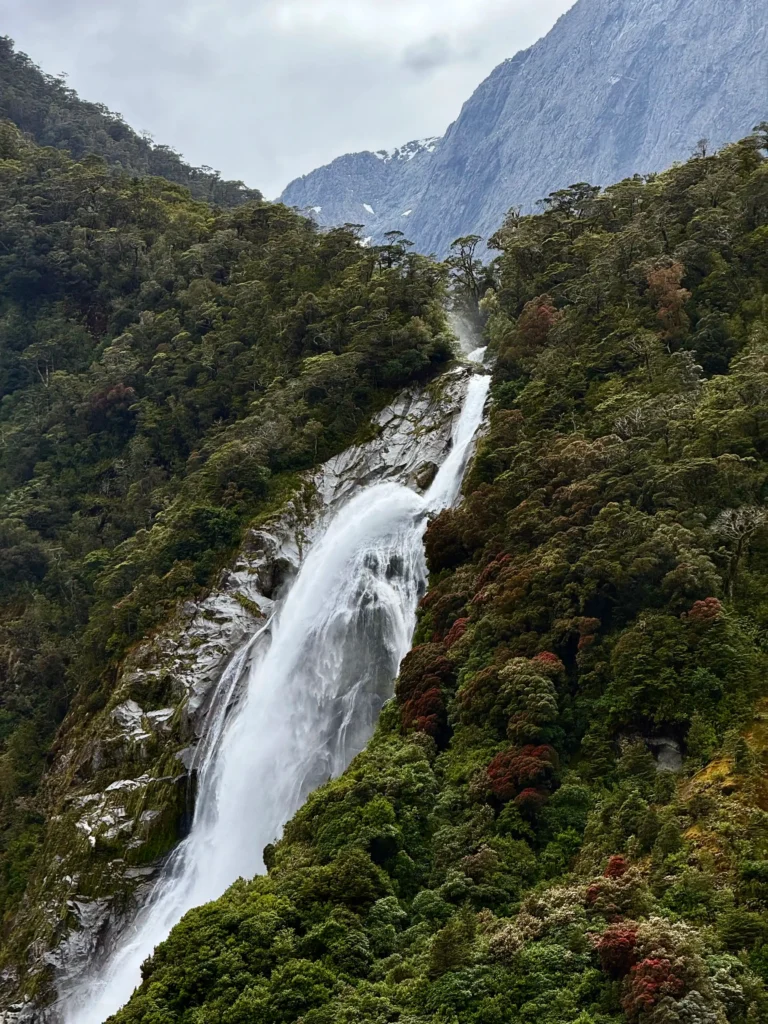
[281,0,766,257]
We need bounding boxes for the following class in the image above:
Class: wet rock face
[647,737,683,774]
[2,369,476,1020]
[618,733,684,774]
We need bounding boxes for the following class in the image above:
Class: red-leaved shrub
[622,957,686,1019]
[475,553,513,590]
[532,651,564,673]
[487,745,557,802]
[401,686,444,737]
[396,644,455,742]
[444,617,469,648]
[604,855,629,879]
[597,922,638,977]
[514,787,548,814]
[683,597,723,624]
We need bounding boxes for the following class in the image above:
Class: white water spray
[62,373,490,1024]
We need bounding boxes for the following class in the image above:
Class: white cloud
[266,0,513,43]
[3,0,576,197]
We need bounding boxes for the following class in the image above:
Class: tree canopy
[0,36,261,207]
[0,120,452,926]
[109,129,768,1024]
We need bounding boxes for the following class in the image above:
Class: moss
[233,592,264,619]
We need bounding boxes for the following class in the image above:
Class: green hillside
[112,131,768,1024]
[0,119,452,935]
[0,36,261,207]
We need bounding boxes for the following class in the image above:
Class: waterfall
[61,373,490,1024]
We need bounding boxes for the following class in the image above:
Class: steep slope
[111,132,768,1024]
[0,120,456,1014]
[280,138,440,240]
[0,36,261,207]
[281,0,767,256]
[0,368,476,1020]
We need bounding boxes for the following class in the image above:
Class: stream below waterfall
[61,370,490,1024]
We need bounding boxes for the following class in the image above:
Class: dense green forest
[0,120,452,926]
[0,37,261,207]
[110,131,768,1024]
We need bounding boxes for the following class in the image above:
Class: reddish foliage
[487,751,521,801]
[514,788,548,814]
[88,383,137,432]
[396,644,454,703]
[444,617,469,648]
[646,263,690,338]
[586,882,602,906]
[604,855,629,879]
[683,597,723,624]
[401,686,444,737]
[492,564,539,616]
[597,923,638,977]
[575,617,601,635]
[89,382,136,412]
[622,957,687,1019]
[577,634,596,651]
[421,590,469,638]
[396,644,455,741]
[486,745,556,802]
[526,744,559,766]
[475,553,513,591]
[532,651,565,674]
[516,294,561,355]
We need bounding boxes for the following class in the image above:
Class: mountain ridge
[0,35,262,207]
[281,0,767,255]
[278,136,441,238]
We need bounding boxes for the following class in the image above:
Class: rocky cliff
[0,367,478,1022]
[280,138,440,244]
[280,0,767,255]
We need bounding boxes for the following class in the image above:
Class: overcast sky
[4,0,575,198]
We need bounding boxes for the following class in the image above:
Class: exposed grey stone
[281,0,766,258]
[111,701,144,736]
[7,369,480,1020]
[281,137,439,245]
[174,746,196,771]
[410,462,439,491]
[123,866,158,881]
[105,776,151,793]
[145,709,175,734]
[648,737,683,773]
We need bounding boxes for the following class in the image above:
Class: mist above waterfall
[62,373,489,1024]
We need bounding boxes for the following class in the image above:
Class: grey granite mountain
[280,0,767,257]
[279,137,440,244]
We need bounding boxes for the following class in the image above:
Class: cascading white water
[62,373,490,1024]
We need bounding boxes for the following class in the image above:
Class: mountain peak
[281,0,766,255]
[374,137,442,164]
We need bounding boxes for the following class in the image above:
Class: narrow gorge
[1,35,767,1022]
[5,353,489,1023]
